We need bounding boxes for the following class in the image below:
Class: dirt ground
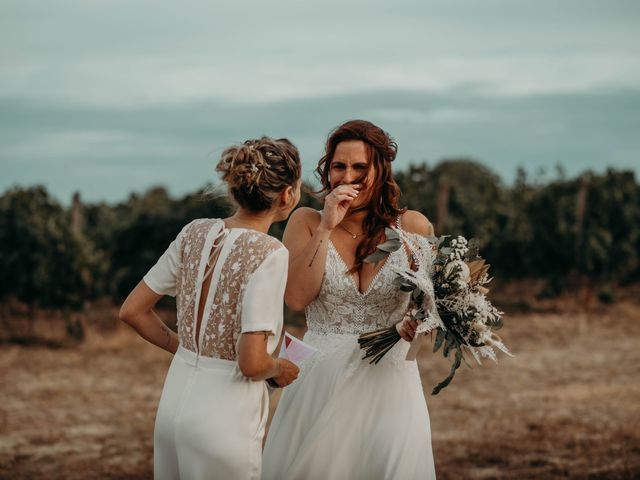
[1,294,639,479]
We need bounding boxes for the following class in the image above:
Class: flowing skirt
[154,346,269,480]
[263,331,436,480]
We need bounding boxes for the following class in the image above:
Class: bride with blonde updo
[120,137,302,479]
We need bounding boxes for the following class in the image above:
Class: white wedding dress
[144,219,288,480]
[262,221,436,480]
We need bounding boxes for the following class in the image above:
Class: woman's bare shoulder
[288,206,322,231]
[400,210,435,236]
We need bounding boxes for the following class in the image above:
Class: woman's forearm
[285,225,332,310]
[237,333,282,380]
[122,309,179,354]
[245,356,282,381]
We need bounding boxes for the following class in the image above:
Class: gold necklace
[338,223,364,239]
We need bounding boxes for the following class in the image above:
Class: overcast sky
[2,0,639,203]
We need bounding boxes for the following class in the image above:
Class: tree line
[1,159,638,312]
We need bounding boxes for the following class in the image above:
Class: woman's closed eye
[330,163,368,171]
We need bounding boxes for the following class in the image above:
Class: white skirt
[262,331,436,480]
[154,346,269,480]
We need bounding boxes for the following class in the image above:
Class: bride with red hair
[263,120,437,479]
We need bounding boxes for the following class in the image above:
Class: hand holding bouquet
[358,228,512,395]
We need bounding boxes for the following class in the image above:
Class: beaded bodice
[305,239,411,335]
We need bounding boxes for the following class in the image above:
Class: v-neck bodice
[305,235,411,335]
[328,240,398,297]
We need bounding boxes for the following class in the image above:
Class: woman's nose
[342,168,355,184]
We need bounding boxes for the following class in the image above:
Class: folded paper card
[279,331,318,366]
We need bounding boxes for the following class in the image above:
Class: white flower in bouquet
[444,260,470,287]
[358,230,511,395]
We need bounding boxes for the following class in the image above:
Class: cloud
[2,0,640,107]
[2,88,639,204]
[2,0,639,202]
[2,52,640,108]
[365,107,487,125]
[3,130,141,163]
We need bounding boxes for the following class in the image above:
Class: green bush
[1,164,638,310]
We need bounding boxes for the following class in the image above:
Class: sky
[1,0,639,204]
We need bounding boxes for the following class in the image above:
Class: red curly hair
[316,119,406,273]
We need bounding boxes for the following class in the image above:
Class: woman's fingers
[332,193,357,204]
[321,190,358,229]
[402,327,415,342]
[334,183,361,194]
[325,185,359,209]
[329,190,358,205]
[402,320,412,332]
[319,183,362,230]
[330,185,360,201]
[400,318,417,341]
[275,359,300,387]
[396,322,415,342]
[281,371,298,387]
[403,318,417,333]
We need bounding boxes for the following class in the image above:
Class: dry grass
[422,306,640,479]
[0,295,639,479]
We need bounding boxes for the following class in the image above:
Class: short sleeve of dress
[143,223,190,297]
[240,246,288,353]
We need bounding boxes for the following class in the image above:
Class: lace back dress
[263,215,436,480]
[143,219,289,480]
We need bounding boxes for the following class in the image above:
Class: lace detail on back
[305,237,411,335]
[176,220,282,359]
[199,231,281,359]
[176,219,217,353]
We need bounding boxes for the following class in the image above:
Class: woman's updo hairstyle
[216,137,301,212]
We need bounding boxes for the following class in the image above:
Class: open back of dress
[143,218,289,480]
[173,219,287,359]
